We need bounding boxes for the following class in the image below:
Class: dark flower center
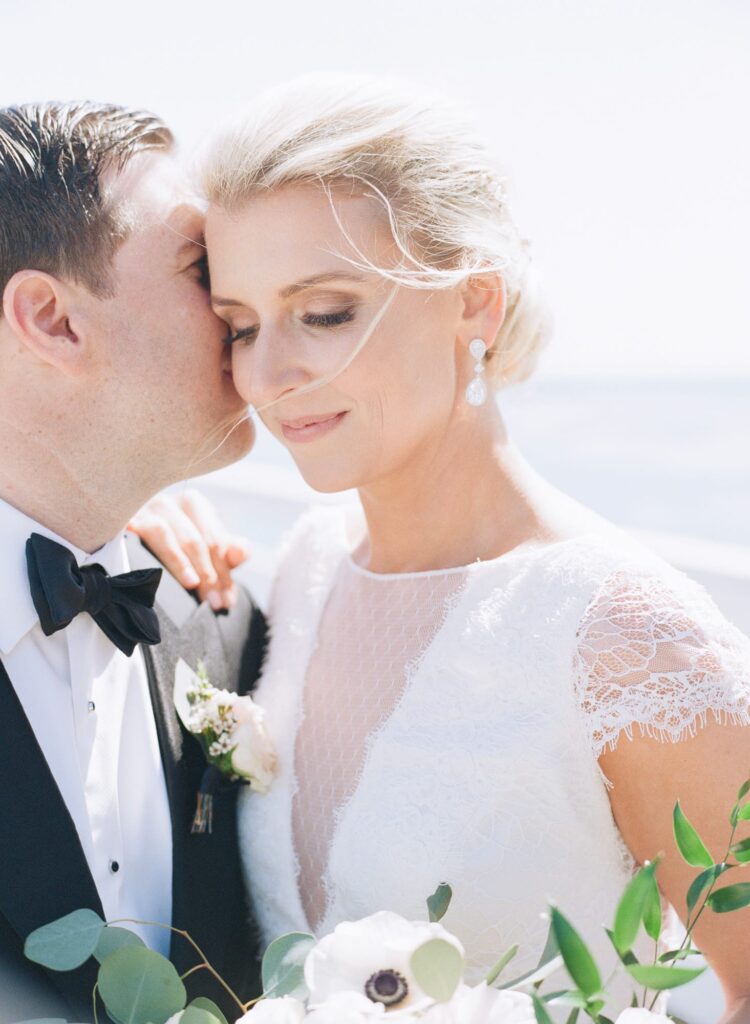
[365,968,409,1007]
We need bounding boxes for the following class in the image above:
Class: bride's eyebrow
[212,271,366,310]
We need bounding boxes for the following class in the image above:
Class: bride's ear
[2,270,86,375]
[458,272,505,351]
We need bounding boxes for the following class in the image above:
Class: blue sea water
[244,377,750,548]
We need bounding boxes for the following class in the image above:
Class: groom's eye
[189,254,210,290]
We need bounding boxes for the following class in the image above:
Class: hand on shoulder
[128,489,249,610]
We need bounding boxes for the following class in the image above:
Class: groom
[0,103,265,1020]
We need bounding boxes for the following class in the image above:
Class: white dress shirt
[0,497,173,954]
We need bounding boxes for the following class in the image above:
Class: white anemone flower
[304,910,465,1014]
[305,991,390,1022]
[237,995,306,1022]
[614,1010,671,1024]
[424,984,535,1024]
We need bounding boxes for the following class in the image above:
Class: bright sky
[1,0,748,380]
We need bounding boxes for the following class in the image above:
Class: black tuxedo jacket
[0,534,268,1022]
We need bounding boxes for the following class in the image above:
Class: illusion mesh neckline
[343,529,594,581]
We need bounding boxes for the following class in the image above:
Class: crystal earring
[465,338,487,406]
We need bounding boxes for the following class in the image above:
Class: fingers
[128,495,221,602]
[177,490,251,610]
[128,508,210,593]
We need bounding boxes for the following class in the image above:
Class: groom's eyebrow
[212,272,366,308]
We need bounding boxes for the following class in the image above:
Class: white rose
[304,910,464,1013]
[236,996,306,1023]
[305,992,388,1022]
[425,984,535,1024]
[230,695,278,790]
[615,1010,671,1024]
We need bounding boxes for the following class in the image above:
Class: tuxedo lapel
[0,658,102,1012]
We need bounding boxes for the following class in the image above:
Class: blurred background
[2,3,748,1018]
[2,0,748,547]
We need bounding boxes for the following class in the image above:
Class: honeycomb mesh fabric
[292,561,466,930]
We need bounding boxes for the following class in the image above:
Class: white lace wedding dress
[238,504,750,1007]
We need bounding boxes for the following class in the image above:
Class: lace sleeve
[572,565,750,761]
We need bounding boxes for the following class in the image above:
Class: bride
[134,77,750,1019]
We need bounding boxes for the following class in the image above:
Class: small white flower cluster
[180,666,278,793]
[232,912,672,1024]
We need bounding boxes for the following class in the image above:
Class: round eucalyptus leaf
[181,1009,221,1024]
[426,883,453,923]
[410,938,464,1002]
[188,1000,229,1024]
[262,932,315,999]
[25,909,105,971]
[98,945,186,1024]
[95,927,145,965]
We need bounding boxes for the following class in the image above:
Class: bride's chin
[292,459,362,495]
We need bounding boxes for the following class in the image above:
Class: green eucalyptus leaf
[25,909,105,971]
[659,948,698,963]
[564,1011,580,1024]
[673,802,714,868]
[426,882,453,923]
[604,928,639,967]
[706,882,750,913]
[180,1009,221,1024]
[613,862,659,954]
[643,871,663,942]
[94,927,145,965]
[98,945,186,1024]
[737,804,750,821]
[729,838,750,863]
[550,907,602,998]
[626,963,705,990]
[686,863,732,915]
[532,993,556,1024]
[188,1000,229,1024]
[586,998,605,1017]
[485,944,519,985]
[411,938,464,1002]
[261,932,314,1000]
[738,778,750,801]
[536,919,560,969]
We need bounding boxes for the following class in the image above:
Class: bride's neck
[354,402,543,574]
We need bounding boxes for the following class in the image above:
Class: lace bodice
[239,505,750,1005]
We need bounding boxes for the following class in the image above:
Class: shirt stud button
[109,860,120,874]
[87,701,96,713]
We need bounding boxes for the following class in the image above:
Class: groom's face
[83,152,254,480]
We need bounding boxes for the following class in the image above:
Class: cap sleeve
[572,563,750,761]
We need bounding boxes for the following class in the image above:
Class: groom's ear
[2,270,87,375]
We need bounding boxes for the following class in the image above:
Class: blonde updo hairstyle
[203,75,550,387]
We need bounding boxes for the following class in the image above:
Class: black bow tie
[26,532,163,657]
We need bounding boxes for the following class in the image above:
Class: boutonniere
[174,658,278,834]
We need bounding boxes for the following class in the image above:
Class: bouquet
[20,776,750,1024]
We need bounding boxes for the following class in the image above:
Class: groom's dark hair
[0,101,173,307]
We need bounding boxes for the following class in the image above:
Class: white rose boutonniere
[174,658,278,833]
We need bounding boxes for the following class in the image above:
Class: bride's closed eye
[222,306,356,346]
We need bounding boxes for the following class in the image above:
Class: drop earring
[465,338,487,406]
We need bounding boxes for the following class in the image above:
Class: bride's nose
[238,326,315,414]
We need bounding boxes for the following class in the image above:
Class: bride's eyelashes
[222,306,356,347]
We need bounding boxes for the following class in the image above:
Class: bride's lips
[280,411,348,444]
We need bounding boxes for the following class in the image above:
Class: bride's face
[205,183,470,493]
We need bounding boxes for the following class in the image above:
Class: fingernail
[182,567,201,588]
[207,590,223,610]
[223,588,237,609]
